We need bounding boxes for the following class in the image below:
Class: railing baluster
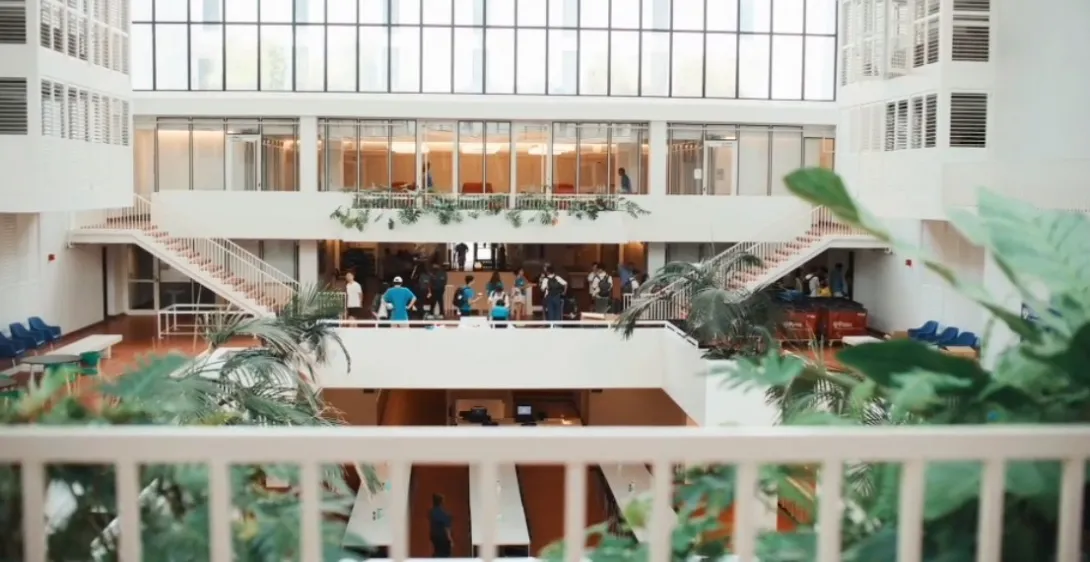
[816,461,843,562]
[389,461,411,562]
[732,462,760,562]
[208,460,233,562]
[21,459,47,562]
[299,462,322,562]
[563,463,587,562]
[477,461,500,562]
[896,459,925,562]
[115,460,142,562]
[1056,457,1086,562]
[976,459,1005,562]
[649,461,674,562]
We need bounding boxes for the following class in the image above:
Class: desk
[21,354,81,368]
[599,464,676,543]
[468,463,530,556]
[343,465,406,554]
[842,335,882,346]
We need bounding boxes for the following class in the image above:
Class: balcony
[4,424,1088,561]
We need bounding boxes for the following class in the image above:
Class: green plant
[0,286,373,561]
[564,168,1090,561]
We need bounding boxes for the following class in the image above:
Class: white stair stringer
[67,195,299,317]
[632,206,888,319]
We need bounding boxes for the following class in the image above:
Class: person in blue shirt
[831,262,848,297]
[457,275,477,317]
[383,276,417,326]
[491,298,510,328]
[617,167,632,194]
[619,262,634,291]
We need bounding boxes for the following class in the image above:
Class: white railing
[156,304,254,339]
[635,206,871,320]
[326,319,672,330]
[337,191,624,212]
[73,194,300,315]
[4,425,1088,562]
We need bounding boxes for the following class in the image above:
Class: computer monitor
[515,404,533,423]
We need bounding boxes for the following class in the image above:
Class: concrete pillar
[299,117,318,192]
[648,121,668,196]
[647,242,667,274]
[298,240,319,288]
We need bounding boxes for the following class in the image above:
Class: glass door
[703,141,739,195]
[127,246,158,313]
[226,134,262,191]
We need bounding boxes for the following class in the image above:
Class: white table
[468,463,530,555]
[841,335,882,346]
[344,465,407,550]
[599,464,676,543]
[53,334,123,358]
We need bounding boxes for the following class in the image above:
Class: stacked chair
[903,320,979,349]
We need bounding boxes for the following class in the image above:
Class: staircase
[632,206,885,319]
[68,194,298,317]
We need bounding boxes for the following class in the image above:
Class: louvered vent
[910,96,924,148]
[949,93,987,148]
[0,1,27,44]
[952,0,990,62]
[884,102,896,151]
[0,78,27,135]
[924,94,937,148]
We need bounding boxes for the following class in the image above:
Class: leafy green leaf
[923,462,981,521]
[837,339,988,389]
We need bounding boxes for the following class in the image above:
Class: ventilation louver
[0,1,27,44]
[0,78,28,135]
[949,93,987,148]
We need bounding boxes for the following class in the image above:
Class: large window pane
[420,122,450,191]
[132,24,153,90]
[391,0,420,24]
[390,27,420,92]
[547,29,577,95]
[611,124,645,193]
[156,121,190,191]
[581,0,608,28]
[328,0,356,23]
[552,122,577,189]
[458,122,483,189]
[295,25,325,91]
[133,0,152,21]
[773,0,804,33]
[260,25,293,90]
[154,24,188,90]
[453,27,483,94]
[359,0,389,23]
[737,127,770,195]
[516,0,545,26]
[577,124,607,193]
[804,36,836,100]
[154,0,187,21]
[454,0,483,25]
[641,0,670,30]
[516,29,545,94]
[671,32,703,97]
[738,34,770,98]
[514,122,548,192]
[549,0,577,27]
[360,121,390,188]
[705,33,737,97]
[769,128,802,196]
[611,0,639,28]
[423,0,452,24]
[328,27,357,91]
[359,26,389,92]
[485,28,514,94]
[707,0,738,30]
[192,119,225,190]
[190,24,223,90]
[486,0,514,26]
[485,122,511,193]
[579,30,608,95]
[296,0,325,23]
[641,31,669,96]
[740,0,770,32]
[806,0,837,34]
[226,0,258,21]
[771,35,802,99]
[610,31,639,96]
[260,0,292,22]
[422,27,452,93]
[672,0,703,30]
[190,0,222,22]
[225,25,258,89]
[322,120,359,191]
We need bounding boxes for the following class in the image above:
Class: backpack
[596,274,613,297]
[546,275,565,295]
[417,272,433,291]
[452,287,467,308]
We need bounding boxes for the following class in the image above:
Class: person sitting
[491,298,510,328]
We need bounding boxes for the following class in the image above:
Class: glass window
[547,29,577,95]
[579,30,608,95]
[576,124,607,193]
[485,122,511,192]
[806,0,837,34]
[738,34,770,98]
[705,33,737,97]
[516,0,546,26]
[516,29,546,94]
[390,27,421,92]
[156,121,191,191]
[672,0,703,30]
[771,35,803,99]
[260,0,292,22]
[581,0,608,28]
[154,24,188,90]
[737,127,770,195]
[514,122,548,192]
[667,125,703,194]
[549,0,577,27]
[640,31,669,96]
[610,31,639,96]
[187,0,220,21]
[225,0,258,21]
[420,121,450,191]
[740,0,770,32]
[769,128,802,196]
[190,24,223,90]
[225,25,258,89]
[671,32,703,97]
[133,0,152,21]
[391,0,420,24]
[804,36,835,100]
[359,121,390,188]
[453,28,483,93]
[359,26,389,91]
[154,0,187,21]
[454,0,483,25]
[423,0,452,24]
[458,121,484,188]
[611,0,639,28]
[485,28,514,93]
[295,25,324,91]
[328,0,356,23]
[359,0,389,23]
[641,0,670,30]
[422,27,452,93]
[296,0,325,23]
[611,124,645,194]
[260,25,293,90]
[192,119,225,190]
[552,122,577,190]
[328,27,357,91]
[322,120,359,191]
[131,24,153,89]
[706,0,738,31]
[773,0,804,33]
[486,0,514,26]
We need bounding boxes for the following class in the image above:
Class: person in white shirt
[806,270,821,297]
[541,265,568,321]
[344,272,364,319]
[587,262,613,314]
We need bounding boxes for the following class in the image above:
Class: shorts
[347,307,365,319]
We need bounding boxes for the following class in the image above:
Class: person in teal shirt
[456,275,476,316]
[383,276,417,325]
[491,298,510,327]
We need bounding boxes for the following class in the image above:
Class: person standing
[428,493,454,558]
[511,267,529,321]
[383,276,417,327]
[453,275,477,317]
[541,266,568,322]
[617,167,632,194]
[431,263,448,318]
[344,272,364,320]
[454,243,469,271]
[587,262,612,314]
[830,263,848,297]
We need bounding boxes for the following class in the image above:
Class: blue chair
[0,335,25,368]
[28,317,61,340]
[930,327,960,346]
[9,323,46,351]
[951,331,978,348]
[907,320,938,340]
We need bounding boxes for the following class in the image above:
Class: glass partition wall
[319,119,648,194]
[666,124,834,196]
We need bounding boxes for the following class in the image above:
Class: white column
[298,241,319,288]
[647,242,667,274]
[648,121,668,196]
[299,117,318,192]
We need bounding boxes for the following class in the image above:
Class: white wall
[152,191,813,244]
[0,213,105,335]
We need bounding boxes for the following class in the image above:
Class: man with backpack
[430,263,448,318]
[541,265,568,322]
[415,264,434,320]
[587,262,612,314]
[453,275,477,317]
